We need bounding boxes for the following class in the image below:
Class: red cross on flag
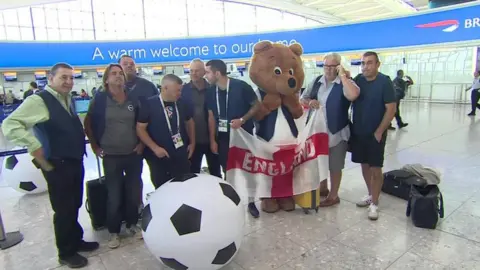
[226,110,329,198]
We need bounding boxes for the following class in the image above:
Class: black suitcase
[85,156,108,231]
[382,169,427,200]
[406,185,444,229]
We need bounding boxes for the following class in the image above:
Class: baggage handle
[85,154,104,214]
[438,192,444,218]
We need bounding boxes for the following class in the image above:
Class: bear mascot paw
[248,40,305,214]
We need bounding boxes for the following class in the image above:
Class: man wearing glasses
[350,51,396,221]
[300,52,360,207]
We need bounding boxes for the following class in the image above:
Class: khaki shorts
[329,140,348,172]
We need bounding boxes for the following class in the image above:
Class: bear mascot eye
[289,68,294,75]
[274,67,282,75]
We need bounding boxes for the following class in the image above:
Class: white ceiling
[226,0,429,23]
[0,0,74,10]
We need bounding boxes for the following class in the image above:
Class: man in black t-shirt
[390,69,411,129]
[136,74,195,189]
[351,51,397,221]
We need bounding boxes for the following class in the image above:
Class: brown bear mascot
[249,40,305,213]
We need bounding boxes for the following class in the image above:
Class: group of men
[2,50,405,268]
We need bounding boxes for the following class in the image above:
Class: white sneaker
[108,233,120,249]
[128,225,143,240]
[356,195,372,207]
[368,203,379,220]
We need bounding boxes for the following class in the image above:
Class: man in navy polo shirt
[181,58,221,177]
[205,59,262,218]
[351,51,397,221]
[136,74,195,189]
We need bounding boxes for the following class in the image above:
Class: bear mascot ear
[254,40,274,54]
[289,43,303,57]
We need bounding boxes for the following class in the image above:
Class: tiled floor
[1,102,480,270]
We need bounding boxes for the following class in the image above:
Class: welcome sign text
[91,39,298,61]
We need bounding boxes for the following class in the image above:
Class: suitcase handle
[96,155,104,184]
[85,199,90,213]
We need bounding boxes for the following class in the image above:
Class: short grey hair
[190,58,204,66]
[323,52,342,64]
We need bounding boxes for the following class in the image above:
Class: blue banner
[0,3,479,69]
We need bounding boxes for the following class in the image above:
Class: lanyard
[216,79,230,119]
[159,94,180,135]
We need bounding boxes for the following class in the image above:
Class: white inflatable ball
[141,173,244,270]
[2,148,47,195]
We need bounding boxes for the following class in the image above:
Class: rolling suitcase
[294,188,321,214]
[85,156,108,231]
[382,169,427,200]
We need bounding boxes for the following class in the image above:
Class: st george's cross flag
[226,110,329,198]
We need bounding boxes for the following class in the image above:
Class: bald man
[136,74,195,188]
[181,59,221,178]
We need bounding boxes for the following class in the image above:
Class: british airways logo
[416,18,480,32]
[415,19,460,32]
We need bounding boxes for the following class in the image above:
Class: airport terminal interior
[1,0,480,269]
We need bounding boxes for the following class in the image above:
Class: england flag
[226,110,329,198]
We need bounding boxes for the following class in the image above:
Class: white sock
[248,197,255,203]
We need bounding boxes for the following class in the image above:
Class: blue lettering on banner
[0,4,479,68]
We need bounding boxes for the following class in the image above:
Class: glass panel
[20,27,34,40]
[17,8,32,27]
[71,11,83,29]
[45,8,59,28]
[282,13,306,30]
[3,9,18,26]
[32,8,46,27]
[93,12,105,31]
[80,0,92,11]
[72,29,83,40]
[83,30,94,40]
[187,0,224,37]
[224,2,256,35]
[47,28,60,40]
[6,26,21,40]
[35,27,48,40]
[60,28,72,40]
[80,11,93,29]
[0,26,6,40]
[306,19,322,27]
[56,2,71,11]
[0,13,4,25]
[145,0,188,38]
[58,10,72,28]
[256,7,282,32]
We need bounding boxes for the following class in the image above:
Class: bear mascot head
[249,40,305,121]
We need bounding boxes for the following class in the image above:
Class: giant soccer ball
[141,173,244,270]
[2,148,47,194]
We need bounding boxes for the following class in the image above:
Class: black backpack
[406,185,444,229]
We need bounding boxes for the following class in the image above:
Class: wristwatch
[240,118,245,124]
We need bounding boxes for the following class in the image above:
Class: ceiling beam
[218,0,345,23]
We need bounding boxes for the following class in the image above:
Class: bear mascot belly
[249,40,306,213]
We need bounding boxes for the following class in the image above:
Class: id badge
[172,133,184,149]
[219,118,228,133]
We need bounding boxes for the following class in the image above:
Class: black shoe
[398,123,408,129]
[59,253,88,268]
[468,112,476,116]
[77,240,99,252]
[388,126,395,130]
[248,202,260,218]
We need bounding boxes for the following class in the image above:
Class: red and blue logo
[415,19,460,32]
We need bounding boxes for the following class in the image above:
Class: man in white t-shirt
[467,70,480,116]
